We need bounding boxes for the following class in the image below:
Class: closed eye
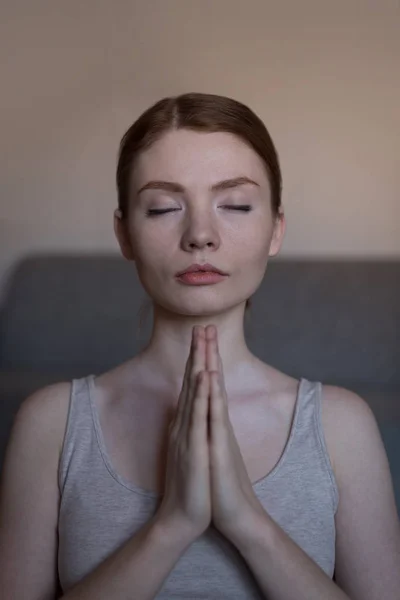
[146,208,179,216]
[223,205,252,212]
[146,205,252,217]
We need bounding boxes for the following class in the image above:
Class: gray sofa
[0,254,399,517]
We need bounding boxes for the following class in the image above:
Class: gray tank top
[57,375,339,598]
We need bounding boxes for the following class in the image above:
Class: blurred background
[0,0,399,299]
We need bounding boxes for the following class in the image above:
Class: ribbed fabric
[58,375,338,598]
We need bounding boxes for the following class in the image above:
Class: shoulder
[0,381,72,599]
[14,381,73,461]
[18,380,72,414]
[321,385,390,491]
[319,384,400,597]
[320,382,375,431]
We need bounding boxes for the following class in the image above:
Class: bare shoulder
[0,380,72,598]
[319,383,383,483]
[319,384,400,598]
[14,380,73,459]
[263,374,379,483]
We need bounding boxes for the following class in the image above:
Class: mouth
[176,263,228,277]
[176,270,228,285]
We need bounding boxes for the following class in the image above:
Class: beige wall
[1,1,399,301]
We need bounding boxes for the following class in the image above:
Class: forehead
[131,129,269,189]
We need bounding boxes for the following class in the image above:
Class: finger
[209,371,226,427]
[188,370,209,447]
[181,327,207,433]
[171,327,197,434]
[206,325,220,372]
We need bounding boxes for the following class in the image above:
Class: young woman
[0,93,399,600]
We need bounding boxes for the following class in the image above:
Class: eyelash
[145,205,252,217]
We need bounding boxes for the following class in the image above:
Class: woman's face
[119,128,285,316]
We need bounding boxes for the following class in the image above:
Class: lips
[176,263,228,276]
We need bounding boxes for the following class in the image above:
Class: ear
[114,209,135,261]
[268,210,286,258]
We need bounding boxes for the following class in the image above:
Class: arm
[227,387,400,600]
[205,335,351,599]
[0,384,195,600]
[60,515,194,600]
[229,512,350,600]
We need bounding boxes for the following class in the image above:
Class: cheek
[233,236,271,285]
[234,226,272,263]
[129,220,171,261]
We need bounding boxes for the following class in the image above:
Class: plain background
[1,0,399,304]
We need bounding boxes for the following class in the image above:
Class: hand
[204,325,266,544]
[156,326,212,541]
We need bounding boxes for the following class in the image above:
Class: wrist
[224,508,275,555]
[151,513,201,551]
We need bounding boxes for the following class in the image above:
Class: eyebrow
[136,176,260,196]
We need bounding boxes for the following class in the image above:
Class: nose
[180,208,221,252]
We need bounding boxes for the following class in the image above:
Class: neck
[136,301,257,399]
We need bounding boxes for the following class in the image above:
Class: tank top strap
[58,375,96,495]
[291,378,339,513]
[295,378,321,431]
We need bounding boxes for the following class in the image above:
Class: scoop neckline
[87,373,305,499]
